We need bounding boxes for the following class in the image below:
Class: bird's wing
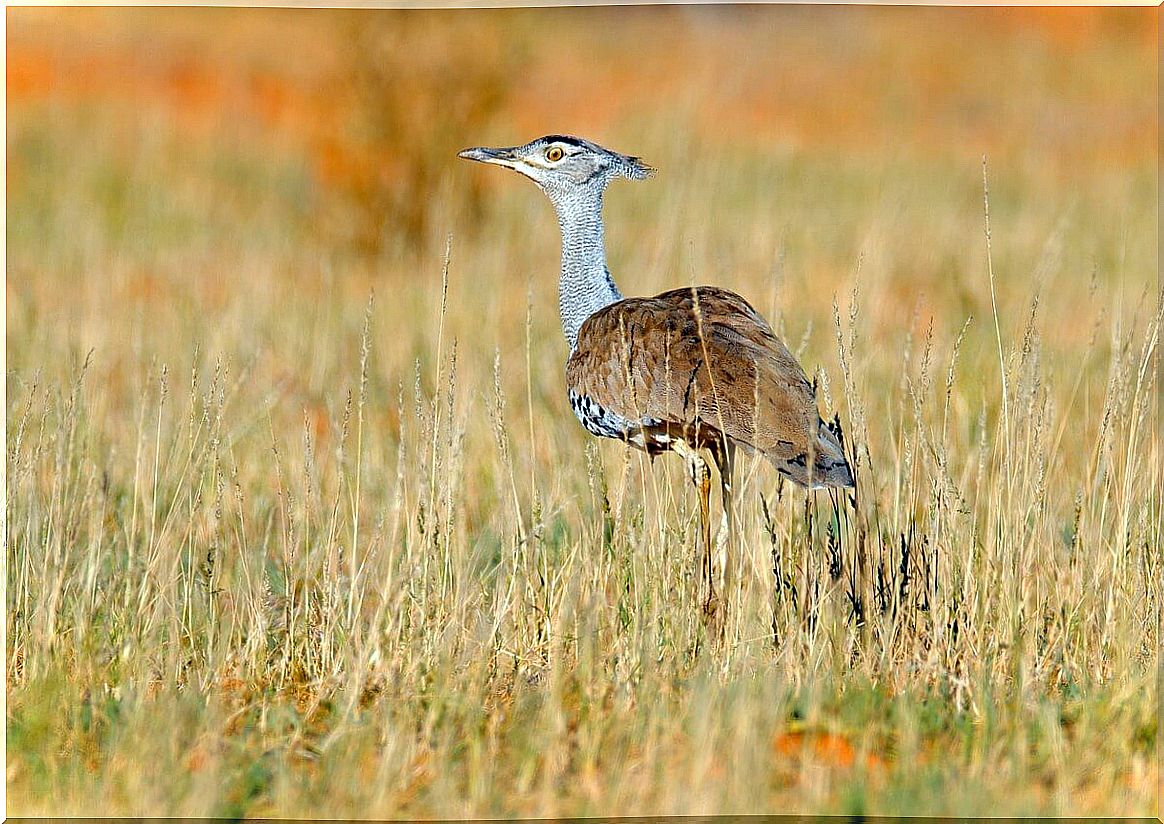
[567,286,851,486]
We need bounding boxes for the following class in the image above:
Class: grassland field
[5,6,1160,818]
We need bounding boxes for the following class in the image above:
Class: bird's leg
[711,437,736,610]
[707,436,735,639]
[696,457,715,620]
[674,440,717,622]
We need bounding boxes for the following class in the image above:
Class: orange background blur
[8,7,1156,254]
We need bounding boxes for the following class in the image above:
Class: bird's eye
[545,146,564,162]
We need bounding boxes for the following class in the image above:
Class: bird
[459,134,854,623]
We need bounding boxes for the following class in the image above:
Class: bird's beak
[458,145,520,170]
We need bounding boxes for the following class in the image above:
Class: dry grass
[5,6,1160,817]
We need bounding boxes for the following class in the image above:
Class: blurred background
[8,5,1156,400]
[8,6,1155,254]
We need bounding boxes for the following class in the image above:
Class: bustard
[459,135,854,620]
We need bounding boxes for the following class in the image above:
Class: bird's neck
[554,190,622,351]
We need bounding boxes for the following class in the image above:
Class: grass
[5,6,1160,818]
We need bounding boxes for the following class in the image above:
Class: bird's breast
[567,388,662,443]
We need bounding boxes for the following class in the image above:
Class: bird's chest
[566,388,673,455]
[567,389,633,440]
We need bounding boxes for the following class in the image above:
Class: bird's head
[458,135,653,203]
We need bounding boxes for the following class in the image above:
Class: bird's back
[566,286,854,488]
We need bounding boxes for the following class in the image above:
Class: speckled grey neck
[550,186,622,351]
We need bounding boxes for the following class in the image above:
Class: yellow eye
[545,146,564,162]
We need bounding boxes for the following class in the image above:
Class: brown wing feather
[566,286,852,487]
